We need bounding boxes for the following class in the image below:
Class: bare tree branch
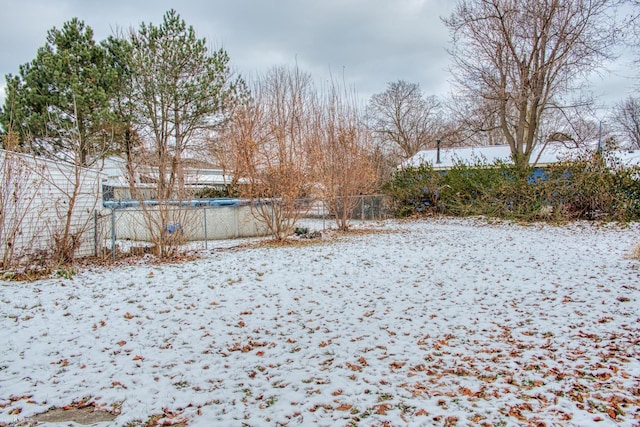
[367,81,443,161]
[444,0,616,170]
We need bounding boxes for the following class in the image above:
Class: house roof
[99,155,239,187]
[403,143,640,169]
[1,148,106,177]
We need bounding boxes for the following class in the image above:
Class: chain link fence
[301,194,393,221]
[93,195,393,257]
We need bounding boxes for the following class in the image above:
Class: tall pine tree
[0,18,116,166]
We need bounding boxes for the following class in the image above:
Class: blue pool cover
[103,198,250,209]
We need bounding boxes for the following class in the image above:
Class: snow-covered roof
[403,143,640,169]
[99,156,239,187]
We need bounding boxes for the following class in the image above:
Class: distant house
[404,143,640,176]
[0,149,104,264]
[101,156,241,201]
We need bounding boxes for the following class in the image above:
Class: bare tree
[532,104,612,148]
[229,65,314,240]
[444,0,615,171]
[612,96,640,148]
[367,81,442,161]
[311,83,377,230]
[204,91,252,197]
[446,95,504,146]
[622,1,640,72]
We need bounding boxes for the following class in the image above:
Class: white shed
[0,149,104,266]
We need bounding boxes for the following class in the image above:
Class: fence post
[361,195,365,224]
[111,209,116,260]
[322,199,326,230]
[235,204,240,238]
[203,207,208,250]
[94,210,98,257]
[270,202,275,237]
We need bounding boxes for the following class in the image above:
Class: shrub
[542,155,640,221]
[611,165,640,221]
[384,153,640,222]
[382,164,441,216]
[438,160,549,220]
[194,186,239,199]
[55,266,77,279]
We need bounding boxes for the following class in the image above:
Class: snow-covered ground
[1,218,639,426]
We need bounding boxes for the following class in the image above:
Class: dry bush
[2,136,102,272]
[0,145,54,271]
[228,65,315,240]
[310,82,377,230]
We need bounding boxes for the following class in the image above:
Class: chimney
[436,139,441,164]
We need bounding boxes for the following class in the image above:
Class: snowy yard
[1,218,639,426]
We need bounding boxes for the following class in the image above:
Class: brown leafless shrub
[0,149,45,269]
[311,83,377,230]
[50,156,97,264]
[123,155,189,259]
[228,65,315,240]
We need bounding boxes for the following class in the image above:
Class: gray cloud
[0,0,455,106]
[0,0,634,110]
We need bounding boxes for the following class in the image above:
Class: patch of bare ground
[226,227,397,250]
[29,407,117,425]
[1,398,121,426]
[11,407,191,427]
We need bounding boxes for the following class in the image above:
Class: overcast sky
[0,0,636,112]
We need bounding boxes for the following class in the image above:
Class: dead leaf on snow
[374,403,389,415]
[389,361,405,370]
